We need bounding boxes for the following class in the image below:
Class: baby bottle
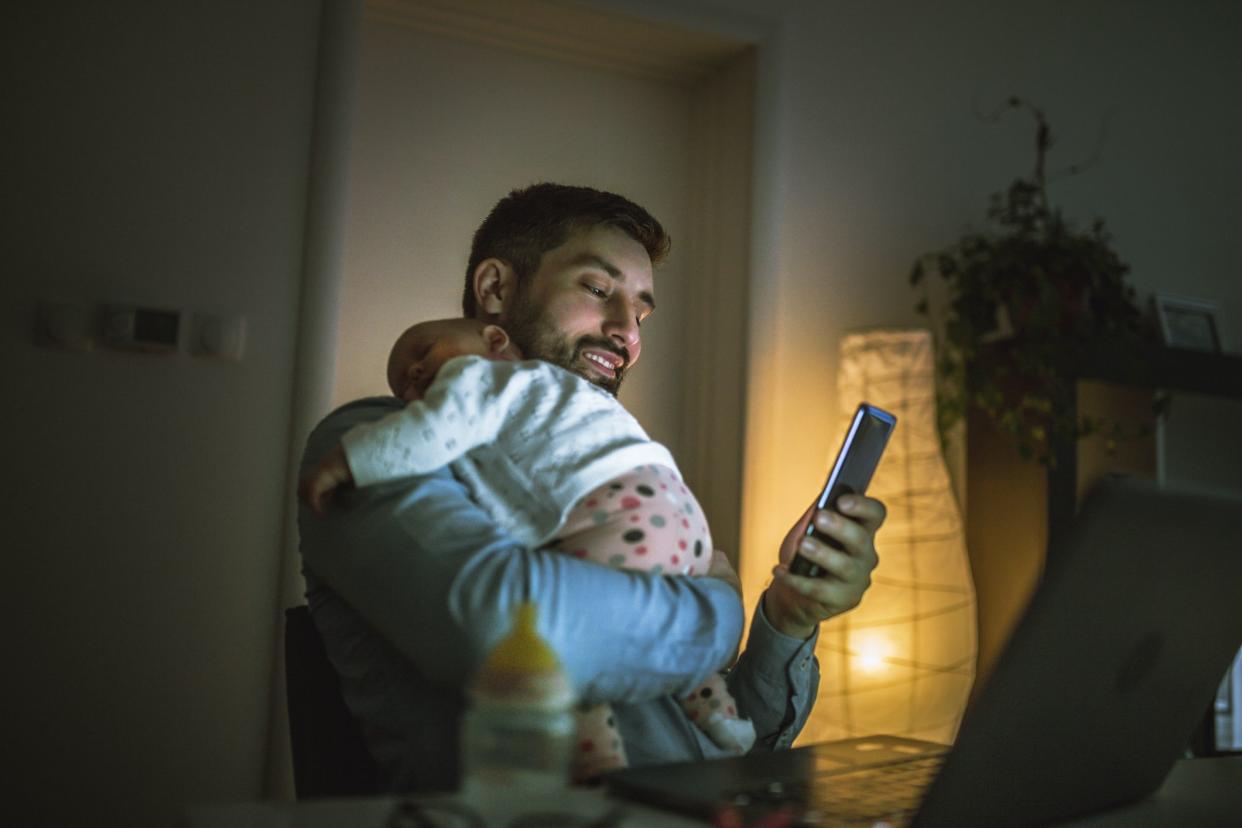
[460,602,576,810]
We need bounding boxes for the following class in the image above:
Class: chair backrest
[284,605,382,798]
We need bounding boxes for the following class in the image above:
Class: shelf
[977,338,1242,399]
[965,338,1242,693]
[1073,341,1242,399]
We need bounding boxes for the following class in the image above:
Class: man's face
[501,224,655,395]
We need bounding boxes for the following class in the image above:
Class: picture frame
[1154,293,1222,353]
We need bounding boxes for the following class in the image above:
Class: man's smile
[580,347,625,379]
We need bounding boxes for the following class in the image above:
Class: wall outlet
[189,313,246,361]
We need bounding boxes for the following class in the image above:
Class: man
[298,183,885,792]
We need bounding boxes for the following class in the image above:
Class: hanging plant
[910,98,1159,465]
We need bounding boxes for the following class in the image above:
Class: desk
[1059,755,1242,827]
[186,786,699,828]
[187,756,1242,827]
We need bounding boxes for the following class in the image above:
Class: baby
[300,317,755,779]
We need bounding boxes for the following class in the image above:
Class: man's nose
[604,302,641,356]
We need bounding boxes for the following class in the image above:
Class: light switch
[190,313,246,361]
[37,301,95,351]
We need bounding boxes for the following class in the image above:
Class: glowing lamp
[799,329,977,745]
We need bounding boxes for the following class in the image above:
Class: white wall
[1163,395,1242,495]
[334,18,693,458]
[6,2,321,825]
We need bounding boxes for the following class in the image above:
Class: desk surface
[1060,755,1242,827]
[187,756,1242,827]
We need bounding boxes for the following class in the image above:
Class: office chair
[284,605,383,798]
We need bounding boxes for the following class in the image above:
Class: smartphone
[789,403,897,578]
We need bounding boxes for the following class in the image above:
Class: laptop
[607,478,1242,825]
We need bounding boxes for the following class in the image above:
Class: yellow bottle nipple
[484,602,560,674]
[472,602,574,709]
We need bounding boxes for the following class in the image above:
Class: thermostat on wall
[102,306,182,353]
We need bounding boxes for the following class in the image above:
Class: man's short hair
[462,183,671,316]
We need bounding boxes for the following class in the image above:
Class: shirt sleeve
[300,398,746,706]
[613,598,822,766]
[341,356,513,487]
[726,597,821,750]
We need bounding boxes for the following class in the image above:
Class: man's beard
[504,292,629,396]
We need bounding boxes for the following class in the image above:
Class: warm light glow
[789,329,977,746]
[853,634,892,675]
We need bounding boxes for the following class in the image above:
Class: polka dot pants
[555,464,712,577]
[552,464,754,780]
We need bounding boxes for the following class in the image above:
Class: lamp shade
[800,329,977,745]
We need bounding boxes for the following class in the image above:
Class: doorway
[336,0,757,559]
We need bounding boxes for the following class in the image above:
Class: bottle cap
[471,602,574,710]
[487,603,559,673]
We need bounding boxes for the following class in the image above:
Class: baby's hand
[298,444,354,517]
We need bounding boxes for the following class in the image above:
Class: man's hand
[706,547,742,600]
[298,443,355,517]
[763,495,886,639]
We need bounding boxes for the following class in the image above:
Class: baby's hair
[386,318,510,397]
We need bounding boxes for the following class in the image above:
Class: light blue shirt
[299,397,821,792]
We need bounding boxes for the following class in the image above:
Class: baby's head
[387,317,522,402]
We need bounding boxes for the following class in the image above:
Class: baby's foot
[699,712,756,754]
[682,675,756,754]
[573,703,629,783]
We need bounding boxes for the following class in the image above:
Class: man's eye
[585,284,607,298]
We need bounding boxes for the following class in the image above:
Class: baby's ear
[482,324,514,358]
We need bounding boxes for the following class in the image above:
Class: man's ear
[481,324,513,357]
[472,258,518,316]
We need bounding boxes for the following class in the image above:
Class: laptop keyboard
[727,755,946,826]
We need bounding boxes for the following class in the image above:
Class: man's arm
[699,548,819,751]
[727,598,820,750]
[720,493,887,751]
[300,398,745,706]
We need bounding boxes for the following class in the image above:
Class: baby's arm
[298,356,501,515]
[298,357,550,514]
